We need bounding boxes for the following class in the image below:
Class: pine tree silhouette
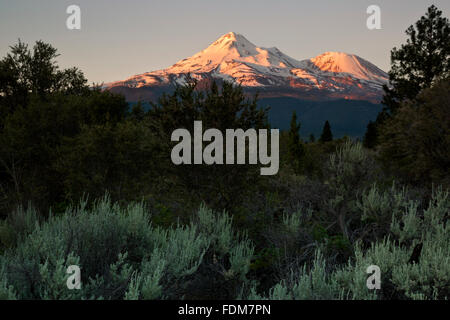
[320,120,333,142]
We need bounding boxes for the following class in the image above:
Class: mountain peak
[216,31,241,41]
[107,33,388,102]
[206,32,258,54]
[310,52,387,81]
[167,32,272,75]
[213,32,250,44]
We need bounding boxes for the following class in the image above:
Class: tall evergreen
[320,120,333,142]
[363,121,377,149]
[382,5,450,114]
[368,5,450,148]
[287,111,305,172]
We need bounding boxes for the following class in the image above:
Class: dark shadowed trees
[366,5,450,148]
[320,121,333,143]
[287,111,305,173]
[147,79,269,212]
[382,5,450,114]
[379,79,450,187]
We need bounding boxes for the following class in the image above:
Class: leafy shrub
[0,205,39,251]
[324,141,380,242]
[250,187,449,300]
[0,198,253,300]
[248,251,345,300]
[379,79,450,188]
[0,258,16,299]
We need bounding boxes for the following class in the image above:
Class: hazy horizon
[1,0,449,84]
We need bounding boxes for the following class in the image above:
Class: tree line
[0,5,448,300]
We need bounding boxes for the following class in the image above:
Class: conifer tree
[320,120,333,142]
[382,5,450,114]
[363,121,377,149]
[287,111,305,172]
[368,5,450,148]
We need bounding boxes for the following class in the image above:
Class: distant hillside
[129,97,381,138]
[258,97,382,138]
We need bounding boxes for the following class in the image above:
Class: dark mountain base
[127,94,382,139]
[259,97,382,138]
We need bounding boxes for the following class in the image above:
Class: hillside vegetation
[0,5,448,300]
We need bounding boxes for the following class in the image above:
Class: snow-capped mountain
[106,32,388,103]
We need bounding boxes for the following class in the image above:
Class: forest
[0,5,448,300]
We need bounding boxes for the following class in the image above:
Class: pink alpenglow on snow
[106,32,388,103]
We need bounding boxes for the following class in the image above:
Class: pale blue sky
[1,0,449,84]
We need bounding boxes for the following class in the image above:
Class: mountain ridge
[106,32,388,103]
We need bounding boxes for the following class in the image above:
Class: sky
[1,0,449,84]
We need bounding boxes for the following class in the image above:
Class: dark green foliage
[363,121,377,149]
[368,5,450,148]
[382,5,450,114]
[147,79,269,212]
[0,142,447,300]
[0,40,88,116]
[319,121,333,142]
[0,199,254,300]
[374,7,449,185]
[324,142,380,243]
[149,79,268,133]
[0,40,144,214]
[0,40,91,213]
[0,90,131,213]
[56,120,157,202]
[1,5,449,300]
[379,79,450,187]
[286,111,305,173]
[249,188,449,300]
[130,101,146,121]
